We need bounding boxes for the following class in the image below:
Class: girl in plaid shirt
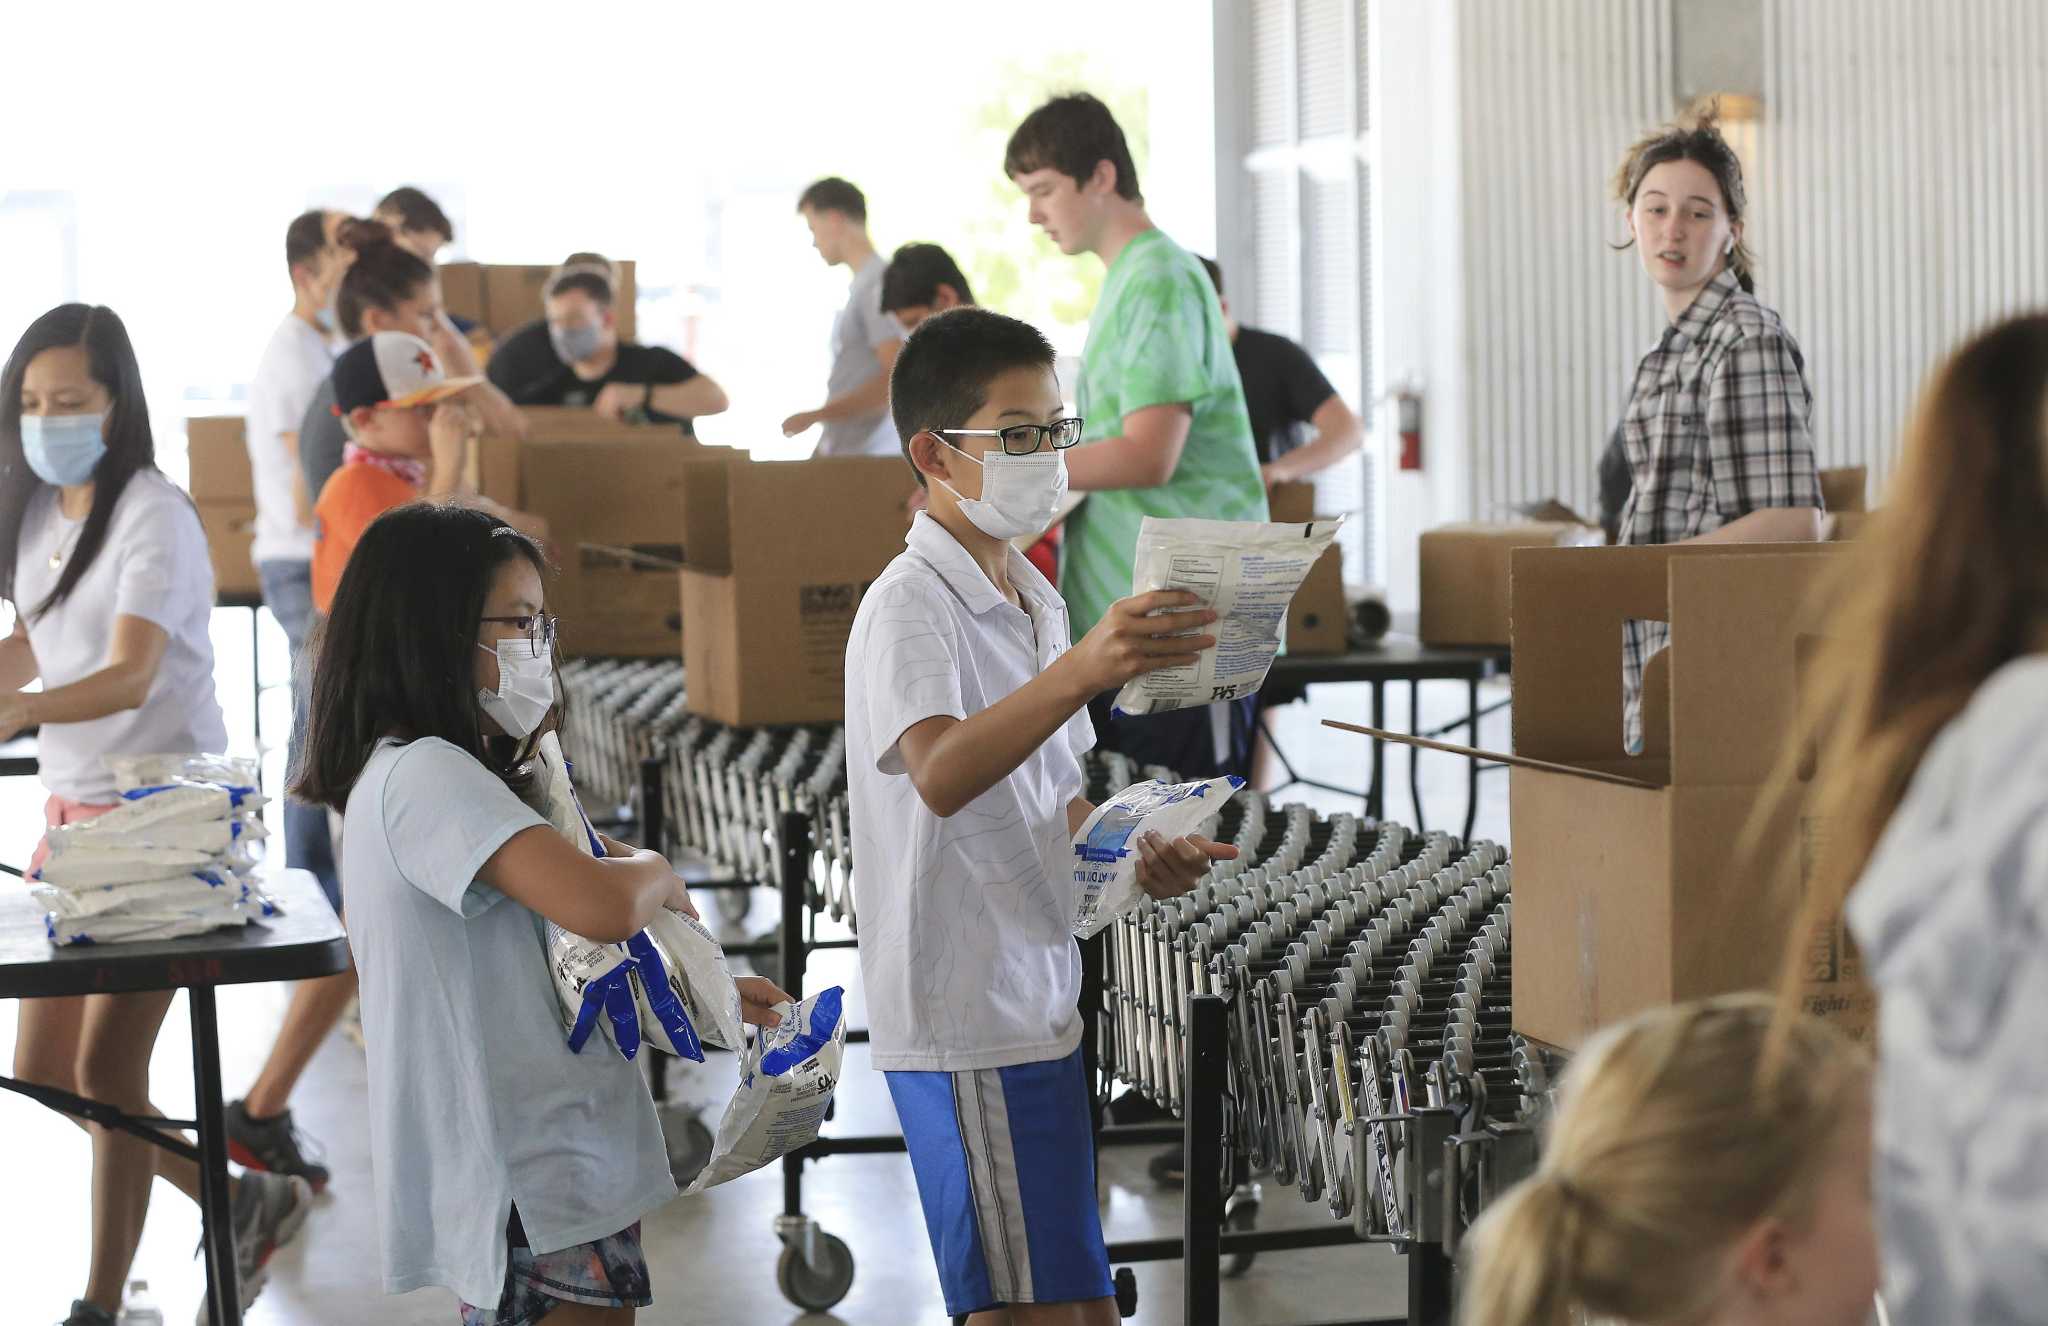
[1609,106,1824,749]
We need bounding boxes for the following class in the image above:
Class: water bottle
[115,1280,164,1326]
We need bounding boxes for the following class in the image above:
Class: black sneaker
[1106,1090,1174,1126]
[1147,1147,1185,1189]
[223,1099,331,1190]
[61,1302,114,1326]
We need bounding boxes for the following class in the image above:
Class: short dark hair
[285,209,333,275]
[880,243,976,314]
[295,504,553,812]
[546,269,614,308]
[0,305,160,620]
[1198,256,1223,298]
[335,219,435,339]
[375,186,455,244]
[1004,93,1142,202]
[797,177,867,222]
[889,308,1056,487]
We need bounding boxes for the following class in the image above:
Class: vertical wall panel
[1456,0,2048,517]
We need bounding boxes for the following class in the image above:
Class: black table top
[216,590,264,612]
[1267,635,1510,687]
[0,732,37,779]
[0,868,349,999]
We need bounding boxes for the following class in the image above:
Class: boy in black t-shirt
[1197,256,1363,484]
[486,265,729,433]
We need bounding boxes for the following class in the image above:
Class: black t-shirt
[1232,326,1338,466]
[485,320,702,431]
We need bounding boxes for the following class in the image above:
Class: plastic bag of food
[36,847,222,888]
[1112,516,1345,717]
[685,987,847,1194]
[524,733,706,1061]
[640,908,746,1052]
[106,753,261,795]
[1070,775,1244,939]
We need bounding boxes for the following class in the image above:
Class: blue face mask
[549,320,606,364]
[21,413,108,487]
[314,304,339,335]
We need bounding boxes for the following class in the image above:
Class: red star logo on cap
[414,348,438,376]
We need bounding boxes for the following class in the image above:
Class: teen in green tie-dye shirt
[1006,92,1266,787]
[1064,227,1266,637]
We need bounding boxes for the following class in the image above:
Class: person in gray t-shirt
[781,177,905,457]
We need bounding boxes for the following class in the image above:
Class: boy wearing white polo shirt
[844,308,1238,1324]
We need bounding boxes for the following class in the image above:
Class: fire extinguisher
[1394,384,1423,472]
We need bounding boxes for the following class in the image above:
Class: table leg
[248,607,263,792]
[1367,683,1385,821]
[1409,681,1428,834]
[190,987,242,1326]
[1464,678,1482,845]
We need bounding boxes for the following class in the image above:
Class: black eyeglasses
[480,614,558,651]
[935,416,1084,457]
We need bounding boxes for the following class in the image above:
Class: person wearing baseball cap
[310,331,481,612]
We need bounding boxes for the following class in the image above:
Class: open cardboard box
[519,429,727,658]
[1327,542,1874,1048]
[679,457,917,726]
[1270,481,1348,655]
[477,408,691,510]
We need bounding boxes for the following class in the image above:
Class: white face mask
[478,637,555,739]
[935,440,1070,541]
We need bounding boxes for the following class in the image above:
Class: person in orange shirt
[311,331,482,612]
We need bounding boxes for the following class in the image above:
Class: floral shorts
[459,1207,652,1326]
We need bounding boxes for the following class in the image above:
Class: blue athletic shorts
[884,1047,1114,1317]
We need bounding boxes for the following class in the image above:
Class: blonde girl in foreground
[1461,996,1879,1326]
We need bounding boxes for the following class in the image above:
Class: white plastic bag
[1070,776,1244,939]
[36,847,222,889]
[641,909,746,1052]
[525,732,709,1061]
[1112,516,1345,717]
[685,987,848,1194]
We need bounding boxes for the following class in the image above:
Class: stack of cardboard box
[187,418,260,598]
[439,261,638,342]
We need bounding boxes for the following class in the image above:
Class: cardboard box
[437,262,485,329]
[518,429,720,658]
[1329,542,1876,1049]
[1819,465,1867,513]
[1418,522,1597,647]
[186,417,252,503]
[680,457,918,726]
[1269,481,1316,525]
[441,261,638,341]
[1502,542,1864,1047]
[197,501,260,597]
[1286,547,1348,655]
[1828,510,1875,541]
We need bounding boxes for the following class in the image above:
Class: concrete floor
[2,611,1511,1325]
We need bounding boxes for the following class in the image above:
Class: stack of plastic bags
[523,731,847,1191]
[36,755,280,947]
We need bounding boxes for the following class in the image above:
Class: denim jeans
[257,559,341,911]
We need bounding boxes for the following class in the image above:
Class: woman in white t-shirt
[294,502,789,1323]
[2,305,313,1326]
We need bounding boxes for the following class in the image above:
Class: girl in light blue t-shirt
[297,503,787,1323]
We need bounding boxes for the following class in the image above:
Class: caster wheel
[1114,1266,1139,1319]
[1224,1198,1260,1278]
[715,887,751,927]
[777,1231,855,1312]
